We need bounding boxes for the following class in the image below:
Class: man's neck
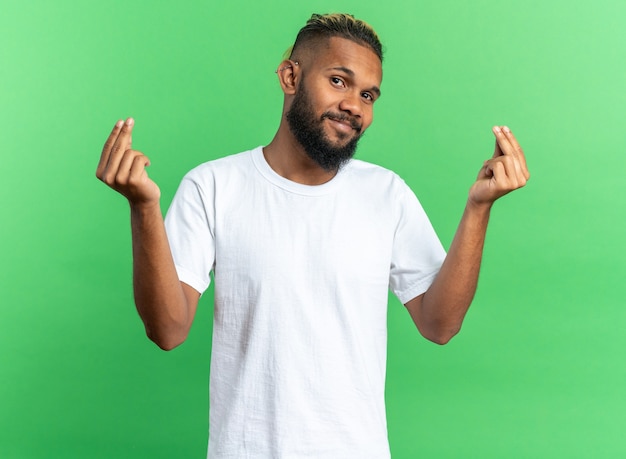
[263,125,338,186]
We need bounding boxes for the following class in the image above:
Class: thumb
[492,139,503,158]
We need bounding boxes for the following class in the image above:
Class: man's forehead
[305,37,382,80]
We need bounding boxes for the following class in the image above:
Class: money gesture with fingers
[95,118,161,207]
[469,126,530,206]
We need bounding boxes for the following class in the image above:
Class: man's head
[277,14,384,172]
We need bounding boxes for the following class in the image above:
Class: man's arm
[405,126,530,344]
[96,118,200,350]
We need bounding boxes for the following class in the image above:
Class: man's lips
[322,113,362,133]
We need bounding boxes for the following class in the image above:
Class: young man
[96,13,529,459]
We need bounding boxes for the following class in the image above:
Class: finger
[492,139,503,158]
[494,126,522,159]
[492,125,513,158]
[104,118,135,181]
[490,156,528,190]
[476,160,493,180]
[96,120,124,179]
[113,149,144,186]
[487,159,517,197]
[501,126,530,180]
[129,153,151,183]
[500,155,522,185]
[490,160,507,182]
[107,117,135,165]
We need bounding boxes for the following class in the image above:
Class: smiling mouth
[322,114,362,133]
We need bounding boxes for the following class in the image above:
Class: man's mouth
[322,113,362,133]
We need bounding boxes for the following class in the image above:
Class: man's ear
[276,60,300,95]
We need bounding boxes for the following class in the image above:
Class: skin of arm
[96,118,200,350]
[405,126,530,345]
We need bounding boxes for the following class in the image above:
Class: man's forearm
[130,202,192,350]
[410,201,491,344]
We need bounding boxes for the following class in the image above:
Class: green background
[1,0,625,457]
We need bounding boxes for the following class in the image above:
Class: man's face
[286,37,382,172]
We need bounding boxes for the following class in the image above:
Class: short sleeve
[389,182,446,304]
[164,171,215,295]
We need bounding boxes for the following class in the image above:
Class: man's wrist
[465,197,493,217]
[129,199,162,216]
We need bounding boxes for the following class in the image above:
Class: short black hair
[288,13,383,63]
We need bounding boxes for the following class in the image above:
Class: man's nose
[338,90,362,118]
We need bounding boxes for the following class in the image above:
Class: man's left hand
[469,126,530,206]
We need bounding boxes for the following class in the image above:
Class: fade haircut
[287,13,383,63]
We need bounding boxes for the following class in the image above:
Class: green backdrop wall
[1,0,625,457]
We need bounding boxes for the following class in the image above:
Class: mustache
[321,112,362,133]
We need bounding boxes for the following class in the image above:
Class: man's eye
[330,77,345,87]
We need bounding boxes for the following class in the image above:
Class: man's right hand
[96,118,161,207]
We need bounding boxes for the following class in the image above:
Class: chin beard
[286,84,362,173]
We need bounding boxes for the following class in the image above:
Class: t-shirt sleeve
[389,181,446,304]
[164,171,215,295]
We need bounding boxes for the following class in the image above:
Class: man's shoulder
[348,158,395,174]
[183,147,260,181]
[345,158,407,189]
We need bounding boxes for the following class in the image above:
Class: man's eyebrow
[329,66,382,97]
[330,66,355,76]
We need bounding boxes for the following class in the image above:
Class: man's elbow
[145,326,187,351]
[422,324,461,345]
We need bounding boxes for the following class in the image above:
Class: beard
[286,82,363,172]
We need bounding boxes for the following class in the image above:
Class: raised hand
[95,118,160,207]
[469,126,530,206]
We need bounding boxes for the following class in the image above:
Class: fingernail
[125,118,134,127]
[493,126,501,133]
[503,126,511,133]
[115,120,123,128]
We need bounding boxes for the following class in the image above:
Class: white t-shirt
[165,147,446,458]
